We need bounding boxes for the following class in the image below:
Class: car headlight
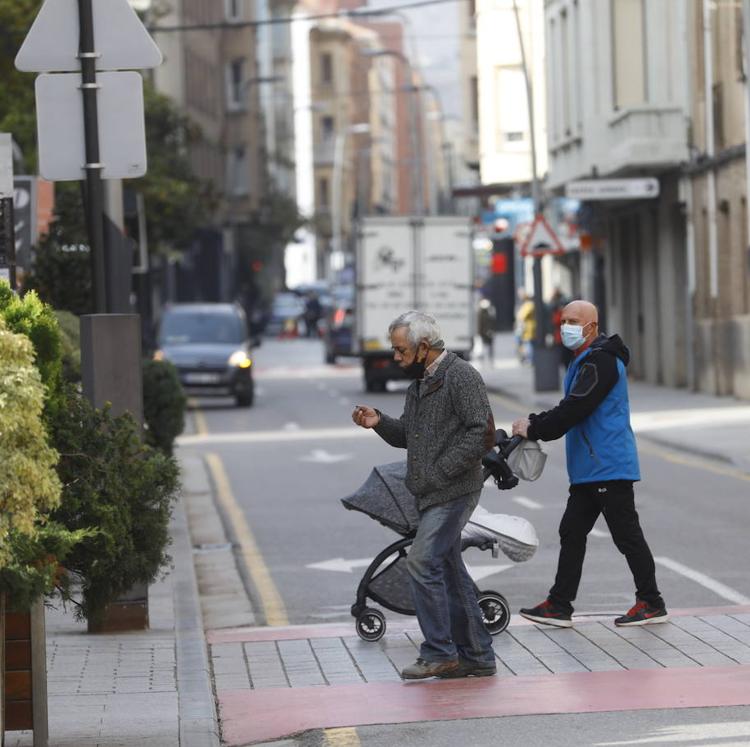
[228,351,252,369]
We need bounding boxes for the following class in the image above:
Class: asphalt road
[178,338,750,630]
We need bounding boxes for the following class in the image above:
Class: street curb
[486,383,746,470]
[171,488,221,747]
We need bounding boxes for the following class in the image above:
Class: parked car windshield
[160,311,246,345]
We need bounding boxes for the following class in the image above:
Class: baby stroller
[341,431,544,642]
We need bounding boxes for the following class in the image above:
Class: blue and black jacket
[527,334,640,485]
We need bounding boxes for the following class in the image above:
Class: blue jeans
[406,492,495,665]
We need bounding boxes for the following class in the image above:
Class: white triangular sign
[520,214,566,257]
[16,0,162,73]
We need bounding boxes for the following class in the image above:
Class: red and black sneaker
[615,600,669,627]
[519,599,573,628]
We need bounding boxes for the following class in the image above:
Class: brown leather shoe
[438,659,497,678]
[400,657,459,680]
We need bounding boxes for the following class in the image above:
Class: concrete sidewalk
[208,607,750,745]
[476,332,750,471]
[4,491,219,747]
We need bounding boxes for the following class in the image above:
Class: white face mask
[561,322,590,351]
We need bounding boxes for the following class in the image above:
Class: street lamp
[360,48,424,217]
[331,122,370,273]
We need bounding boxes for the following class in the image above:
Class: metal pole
[512,0,543,342]
[331,129,347,274]
[78,0,107,313]
[411,80,425,217]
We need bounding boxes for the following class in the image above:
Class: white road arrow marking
[299,449,352,464]
[306,558,373,573]
[467,564,512,583]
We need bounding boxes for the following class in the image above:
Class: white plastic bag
[507,439,547,481]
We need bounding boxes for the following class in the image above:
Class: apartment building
[476,0,547,189]
[544,0,691,388]
[152,0,265,302]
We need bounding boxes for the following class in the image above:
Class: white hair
[388,310,444,349]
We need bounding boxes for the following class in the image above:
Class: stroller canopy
[341,462,419,535]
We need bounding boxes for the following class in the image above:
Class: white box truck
[355,216,475,391]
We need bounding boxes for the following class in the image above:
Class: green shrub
[0,319,62,567]
[49,387,180,625]
[0,282,65,416]
[54,309,81,383]
[142,359,187,455]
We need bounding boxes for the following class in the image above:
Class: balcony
[603,106,688,175]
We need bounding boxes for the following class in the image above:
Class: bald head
[562,300,598,326]
[560,300,599,352]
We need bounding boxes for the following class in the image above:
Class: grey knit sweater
[374,351,495,511]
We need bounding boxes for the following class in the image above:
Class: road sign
[36,72,147,181]
[565,178,660,201]
[15,0,162,73]
[519,214,566,257]
[12,177,37,272]
[0,134,12,198]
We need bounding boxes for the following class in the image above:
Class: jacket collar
[418,351,456,397]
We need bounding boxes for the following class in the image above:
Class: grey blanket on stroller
[341,462,538,563]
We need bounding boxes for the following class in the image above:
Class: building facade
[152,0,266,302]
[476,0,547,189]
[544,0,692,389]
[686,0,750,398]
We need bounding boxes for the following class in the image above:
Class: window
[321,52,334,86]
[321,116,335,143]
[611,0,647,109]
[561,9,571,135]
[319,177,330,207]
[227,146,248,196]
[470,75,479,128]
[225,0,241,21]
[227,58,246,110]
[495,67,528,150]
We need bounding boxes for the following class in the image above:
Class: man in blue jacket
[512,300,668,628]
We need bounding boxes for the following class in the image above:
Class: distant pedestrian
[477,298,496,364]
[352,310,497,679]
[304,294,322,338]
[512,300,668,628]
[515,290,536,364]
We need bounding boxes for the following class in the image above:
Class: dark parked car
[322,285,355,363]
[155,303,256,407]
[264,292,307,337]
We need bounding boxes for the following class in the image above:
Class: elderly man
[352,310,497,679]
[512,300,668,628]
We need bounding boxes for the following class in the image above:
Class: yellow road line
[324,727,361,747]
[189,399,209,436]
[639,442,750,483]
[205,452,289,626]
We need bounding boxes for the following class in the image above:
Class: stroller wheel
[478,591,511,635]
[355,607,386,642]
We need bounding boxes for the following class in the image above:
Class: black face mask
[403,351,427,380]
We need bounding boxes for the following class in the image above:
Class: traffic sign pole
[78,0,107,313]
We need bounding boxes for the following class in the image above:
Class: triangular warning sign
[519,214,566,257]
[16,0,162,73]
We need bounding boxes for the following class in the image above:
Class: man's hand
[512,417,530,438]
[352,405,380,429]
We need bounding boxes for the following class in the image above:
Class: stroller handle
[482,431,524,490]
